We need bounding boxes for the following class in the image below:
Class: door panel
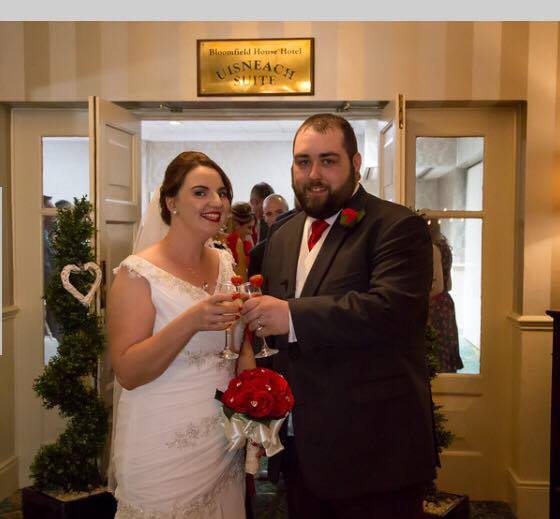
[378,94,405,204]
[89,97,141,476]
[406,107,517,500]
[12,110,89,485]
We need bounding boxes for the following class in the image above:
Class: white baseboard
[0,455,18,501]
[507,467,549,519]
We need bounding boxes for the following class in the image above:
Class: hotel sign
[197,38,314,96]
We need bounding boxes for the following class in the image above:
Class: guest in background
[42,195,60,341]
[226,202,255,281]
[248,194,289,278]
[427,218,464,373]
[249,182,274,243]
[55,199,73,209]
[430,242,444,298]
[263,194,289,228]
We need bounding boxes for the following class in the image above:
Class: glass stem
[226,326,234,351]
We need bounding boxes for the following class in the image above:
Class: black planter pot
[22,486,117,519]
[424,492,470,519]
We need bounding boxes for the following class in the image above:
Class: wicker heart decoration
[60,262,102,307]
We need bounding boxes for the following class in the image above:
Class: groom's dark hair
[292,113,358,164]
[160,151,233,225]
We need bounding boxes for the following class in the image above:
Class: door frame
[9,100,522,496]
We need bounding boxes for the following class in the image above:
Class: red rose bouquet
[216,367,294,474]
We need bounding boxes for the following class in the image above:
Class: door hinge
[398,94,404,130]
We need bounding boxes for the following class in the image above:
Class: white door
[405,106,518,500]
[378,94,405,204]
[12,109,89,485]
[89,97,141,470]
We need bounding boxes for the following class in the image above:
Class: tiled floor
[253,478,517,519]
[0,490,21,519]
[1,484,517,519]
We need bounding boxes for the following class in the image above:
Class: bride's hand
[186,293,240,332]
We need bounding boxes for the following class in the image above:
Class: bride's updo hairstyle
[159,151,233,225]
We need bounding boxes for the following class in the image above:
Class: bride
[107,151,255,518]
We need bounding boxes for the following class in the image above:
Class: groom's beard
[293,168,357,219]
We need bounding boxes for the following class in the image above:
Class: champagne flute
[240,282,279,358]
[214,280,240,360]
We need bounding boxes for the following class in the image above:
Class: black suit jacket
[258,219,269,242]
[248,240,266,278]
[263,186,437,499]
[248,210,299,278]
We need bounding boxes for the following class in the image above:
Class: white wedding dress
[112,248,245,519]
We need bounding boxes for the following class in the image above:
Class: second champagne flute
[240,282,279,358]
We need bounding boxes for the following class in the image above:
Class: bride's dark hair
[159,151,233,225]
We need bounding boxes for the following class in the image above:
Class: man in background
[248,194,289,278]
[249,182,274,243]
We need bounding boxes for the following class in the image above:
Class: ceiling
[142,119,368,142]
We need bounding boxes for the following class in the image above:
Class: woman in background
[427,218,464,373]
[225,202,255,282]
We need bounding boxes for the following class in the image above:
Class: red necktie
[308,219,329,251]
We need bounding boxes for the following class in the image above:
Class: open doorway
[140,117,381,215]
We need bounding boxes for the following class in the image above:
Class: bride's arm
[108,270,237,390]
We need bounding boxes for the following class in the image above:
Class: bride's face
[167,166,231,237]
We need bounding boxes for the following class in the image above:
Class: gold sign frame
[197,38,315,97]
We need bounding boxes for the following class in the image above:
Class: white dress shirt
[286,211,339,435]
[287,211,340,342]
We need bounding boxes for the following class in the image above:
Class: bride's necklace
[179,262,209,291]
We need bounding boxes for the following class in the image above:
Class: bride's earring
[172,209,178,215]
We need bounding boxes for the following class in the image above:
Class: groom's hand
[241,295,290,336]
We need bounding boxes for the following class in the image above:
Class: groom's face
[292,127,361,219]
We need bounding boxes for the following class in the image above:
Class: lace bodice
[113,247,237,368]
[115,247,235,299]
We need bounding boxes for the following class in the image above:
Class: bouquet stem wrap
[222,410,287,474]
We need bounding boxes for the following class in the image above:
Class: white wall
[142,136,366,213]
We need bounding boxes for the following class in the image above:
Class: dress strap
[113,255,149,281]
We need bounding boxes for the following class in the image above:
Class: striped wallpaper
[0,21,553,102]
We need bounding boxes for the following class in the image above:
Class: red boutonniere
[340,208,365,229]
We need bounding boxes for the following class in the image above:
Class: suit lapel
[281,212,306,299]
[300,186,368,298]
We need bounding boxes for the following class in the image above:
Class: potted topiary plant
[423,324,469,519]
[22,196,116,519]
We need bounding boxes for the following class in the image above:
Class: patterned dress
[428,238,464,373]
[112,249,245,518]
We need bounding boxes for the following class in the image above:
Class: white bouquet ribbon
[222,410,287,474]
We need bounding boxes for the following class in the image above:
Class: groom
[241,114,437,518]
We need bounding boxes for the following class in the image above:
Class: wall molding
[508,313,553,331]
[1,305,19,321]
[507,467,549,519]
[0,455,18,502]
[0,456,17,473]
[507,467,549,489]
